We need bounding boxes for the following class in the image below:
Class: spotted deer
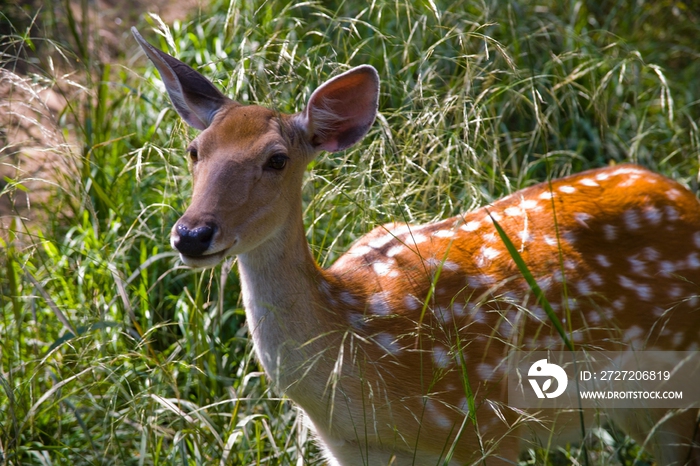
[133,28,700,465]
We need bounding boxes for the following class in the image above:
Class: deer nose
[173,222,216,256]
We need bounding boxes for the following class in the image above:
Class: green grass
[1,0,699,464]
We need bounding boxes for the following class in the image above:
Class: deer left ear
[132,27,232,130]
[297,65,379,153]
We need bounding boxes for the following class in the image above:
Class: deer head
[133,28,379,267]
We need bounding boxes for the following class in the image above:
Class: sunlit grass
[1,0,698,464]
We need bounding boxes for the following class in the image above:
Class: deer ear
[298,65,379,152]
[132,27,231,130]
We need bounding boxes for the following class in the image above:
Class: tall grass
[1,0,698,464]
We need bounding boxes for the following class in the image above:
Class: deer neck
[236,201,337,395]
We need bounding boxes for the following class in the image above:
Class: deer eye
[265,153,288,171]
[187,147,198,163]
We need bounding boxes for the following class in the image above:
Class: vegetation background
[1,0,698,464]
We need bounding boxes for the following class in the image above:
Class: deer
[133,27,700,465]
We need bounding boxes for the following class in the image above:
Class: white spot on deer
[574,212,592,227]
[602,307,615,320]
[505,206,523,217]
[529,305,546,322]
[578,178,599,187]
[375,332,402,356]
[576,279,591,295]
[672,331,685,348]
[457,397,470,414]
[390,225,411,236]
[452,303,465,318]
[369,292,392,316]
[498,311,516,337]
[468,303,487,324]
[476,363,496,381]
[588,272,603,286]
[668,285,683,300]
[553,269,564,283]
[643,207,663,225]
[318,280,331,297]
[613,296,626,311]
[339,291,359,307]
[623,325,644,343]
[425,258,461,272]
[666,188,682,201]
[694,231,700,248]
[350,245,372,257]
[385,245,404,258]
[433,345,452,369]
[587,310,601,324]
[539,191,555,200]
[688,252,700,269]
[623,210,641,230]
[372,261,395,276]
[404,294,422,311]
[536,276,553,293]
[481,246,501,260]
[562,231,578,245]
[461,221,481,232]
[467,274,494,289]
[618,275,635,289]
[409,233,429,245]
[483,232,497,243]
[544,235,558,247]
[433,305,452,324]
[348,313,367,330]
[442,260,460,272]
[659,260,676,276]
[541,335,560,348]
[559,185,576,194]
[368,235,395,249]
[641,247,660,261]
[602,224,617,241]
[627,257,647,276]
[619,175,641,188]
[476,246,501,268]
[665,206,680,222]
[618,275,652,301]
[518,229,533,243]
[595,171,611,181]
[434,230,455,239]
[612,167,645,176]
[484,212,502,223]
[426,399,453,430]
[521,199,539,210]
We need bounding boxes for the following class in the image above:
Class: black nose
[174,223,215,256]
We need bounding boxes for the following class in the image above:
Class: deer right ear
[298,65,379,153]
[132,27,231,130]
